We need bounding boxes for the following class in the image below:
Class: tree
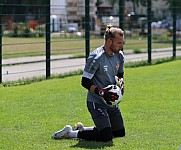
[106,0,150,14]
[97,0,104,6]
[164,0,181,14]
[126,0,141,14]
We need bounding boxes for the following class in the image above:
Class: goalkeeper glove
[115,76,124,95]
[94,86,119,104]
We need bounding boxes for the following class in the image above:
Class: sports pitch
[0,60,181,150]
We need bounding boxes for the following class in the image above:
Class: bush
[133,49,142,54]
[23,26,31,37]
[4,22,45,38]
[36,24,45,37]
[12,25,18,37]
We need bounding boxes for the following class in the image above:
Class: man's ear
[107,38,113,44]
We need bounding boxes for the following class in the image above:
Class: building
[125,0,170,20]
[66,0,97,30]
[51,0,66,32]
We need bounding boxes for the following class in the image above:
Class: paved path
[2,48,181,82]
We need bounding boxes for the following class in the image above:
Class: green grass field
[2,36,178,59]
[0,60,181,150]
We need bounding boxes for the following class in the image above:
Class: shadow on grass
[70,140,114,149]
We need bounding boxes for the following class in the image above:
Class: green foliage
[36,25,45,37]
[12,25,18,37]
[97,0,104,5]
[133,49,142,54]
[23,26,31,37]
[4,22,45,38]
[164,0,181,13]
[0,60,181,149]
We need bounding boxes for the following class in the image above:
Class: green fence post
[147,0,152,64]
[46,0,51,79]
[0,2,2,83]
[119,0,125,30]
[85,0,90,61]
[172,0,176,59]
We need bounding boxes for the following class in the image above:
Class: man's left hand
[115,76,124,95]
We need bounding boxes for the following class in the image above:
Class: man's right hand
[95,86,119,103]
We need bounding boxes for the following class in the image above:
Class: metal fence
[0,0,180,83]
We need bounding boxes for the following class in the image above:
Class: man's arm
[81,77,118,103]
[81,77,96,92]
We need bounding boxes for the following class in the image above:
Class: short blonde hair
[104,24,124,41]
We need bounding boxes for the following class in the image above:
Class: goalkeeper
[52,25,125,142]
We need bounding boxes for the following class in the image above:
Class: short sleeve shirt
[82,46,124,105]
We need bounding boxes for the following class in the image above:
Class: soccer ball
[103,85,122,106]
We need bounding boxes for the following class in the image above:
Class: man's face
[110,34,124,53]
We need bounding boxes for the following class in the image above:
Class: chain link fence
[0,0,181,83]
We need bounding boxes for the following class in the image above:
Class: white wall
[50,0,66,32]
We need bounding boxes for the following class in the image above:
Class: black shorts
[87,101,124,131]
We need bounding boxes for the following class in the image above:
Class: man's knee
[112,127,125,137]
[97,127,113,142]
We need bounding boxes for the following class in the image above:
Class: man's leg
[108,105,126,137]
[86,101,113,142]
